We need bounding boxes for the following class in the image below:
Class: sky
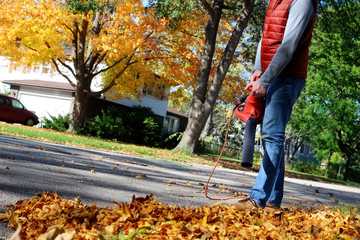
[142,0,149,7]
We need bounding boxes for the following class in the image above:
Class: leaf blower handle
[235,77,260,108]
[247,76,260,92]
[236,94,248,106]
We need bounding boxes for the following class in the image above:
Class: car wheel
[25,118,35,126]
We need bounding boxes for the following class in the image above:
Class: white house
[0,57,186,134]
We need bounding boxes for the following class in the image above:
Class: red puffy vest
[261,0,317,78]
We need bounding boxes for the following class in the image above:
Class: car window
[0,96,10,106]
[12,99,24,109]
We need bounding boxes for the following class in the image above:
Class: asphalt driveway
[1,134,359,239]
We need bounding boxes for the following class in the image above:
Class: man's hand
[250,69,262,82]
[245,81,267,97]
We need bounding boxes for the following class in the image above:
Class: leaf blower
[235,77,265,168]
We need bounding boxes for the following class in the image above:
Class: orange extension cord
[204,108,247,201]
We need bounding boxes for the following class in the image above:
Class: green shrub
[42,114,70,132]
[325,152,342,179]
[80,105,162,146]
[326,161,341,179]
[157,132,183,149]
[142,117,161,145]
[124,106,162,145]
[79,106,128,140]
[345,165,360,183]
[289,160,324,175]
[41,106,163,146]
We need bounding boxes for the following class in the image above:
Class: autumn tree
[0,0,191,132]
[153,0,258,154]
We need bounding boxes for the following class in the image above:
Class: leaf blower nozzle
[235,79,265,168]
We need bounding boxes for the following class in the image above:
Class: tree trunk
[284,131,303,165]
[201,111,212,139]
[175,0,255,154]
[68,86,90,133]
[67,18,94,133]
[284,134,291,165]
[336,130,360,181]
[342,154,352,181]
[289,139,303,163]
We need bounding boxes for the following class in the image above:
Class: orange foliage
[0,0,248,104]
[1,192,359,239]
[0,0,192,100]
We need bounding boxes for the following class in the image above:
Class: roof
[2,80,75,92]
[167,106,188,119]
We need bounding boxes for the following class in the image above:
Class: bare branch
[91,52,137,96]
[51,59,76,88]
[57,59,76,78]
[93,51,108,70]
[92,55,128,77]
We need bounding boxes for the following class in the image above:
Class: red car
[0,94,39,126]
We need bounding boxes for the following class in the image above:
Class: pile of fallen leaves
[1,192,359,239]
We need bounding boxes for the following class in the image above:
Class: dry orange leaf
[1,192,359,240]
[136,174,146,179]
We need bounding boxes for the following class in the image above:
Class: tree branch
[57,59,76,78]
[206,0,254,109]
[93,51,108,71]
[51,59,76,88]
[91,53,137,97]
[92,55,128,78]
[201,0,213,15]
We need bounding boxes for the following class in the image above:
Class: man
[233,0,317,210]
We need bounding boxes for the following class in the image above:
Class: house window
[163,116,179,135]
[300,144,310,156]
[42,65,50,74]
[304,145,309,156]
[142,84,166,100]
[300,145,305,155]
[33,66,40,73]
[0,62,9,70]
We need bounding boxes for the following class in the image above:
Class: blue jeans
[249,77,305,208]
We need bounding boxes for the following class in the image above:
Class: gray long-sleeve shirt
[255,0,315,88]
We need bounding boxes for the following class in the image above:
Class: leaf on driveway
[136,174,146,179]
